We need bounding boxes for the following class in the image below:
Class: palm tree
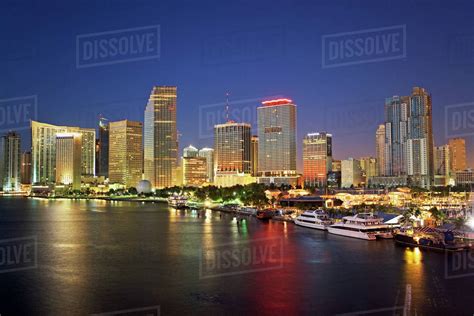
[400,209,415,228]
[453,216,468,230]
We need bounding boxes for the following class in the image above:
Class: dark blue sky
[2,0,474,169]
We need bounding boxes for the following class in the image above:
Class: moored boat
[167,195,188,209]
[394,230,470,252]
[294,209,333,230]
[256,209,274,220]
[327,212,393,241]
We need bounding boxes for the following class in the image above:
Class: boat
[327,212,393,240]
[238,207,257,215]
[167,195,188,209]
[394,230,470,252]
[256,209,274,220]
[294,209,333,230]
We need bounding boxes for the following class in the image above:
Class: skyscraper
[448,138,467,172]
[0,132,21,192]
[55,133,82,190]
[303,132,332,187]
[214,122,251,173]
[198,147,214,183]
[144,86,178,189]
[341,158,363,188]
[250,136,258,177]
[97,116,109,178]
[359,157,377,180]
[384,87,434,188]
[375,124,385,176]
[31,121,96,184]
[257,98,297,185]
[109,120,143,188]
[20,151,32,185]
[183,145,199,158]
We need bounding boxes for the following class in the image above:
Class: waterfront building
[327,171,341,188]
[144,86,178,189]
[368,176,408,188]
[331,160,341,172]
[0,132,21,192]
[198,147,214,183]
[359,157,377,182]
[384,87,434,188]
[257,99,297,186]
[109,120,143,188]
[183,145,199,158]
[31,121,96,184]
[20,151,32,185]
[97,116,109,178]
[214,171,256,187]
[375,124,385,176]
[303,132,332,187]
[341,158,363,188]
[214,121,251,174]
[55,133,82,190]
[448,138,467,172]
[454,170,474,186]
[250,135,258,177]
[183,156,208,187]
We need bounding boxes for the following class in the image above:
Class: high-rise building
[109,120,143,188]
[341,158,363,188]
[198,147,214,183]
[250,135,259,177]
[55,133,82,190]
[20,151,32,185]
[375,124,385,176]
[434,145,450,176]
[31,121,96,184]
[0,132,21,191]
[183,156,208,187]
[183,145,199,158]
[214,122,251,173]
[97,116,109,178]
[257,98,297,185]
[144,86,178,189]
[331,160,341,172]
[384,87,434,188]
[303,132,332,187]
[448,138,467,172]
[359,157,377,182]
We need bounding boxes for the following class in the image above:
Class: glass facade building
[303,132,332,187]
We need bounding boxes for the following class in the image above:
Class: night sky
[2,0,474,170]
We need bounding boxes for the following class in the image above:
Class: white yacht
[167,195,188,208]
[294,210,333,230]
[327,213,393,240]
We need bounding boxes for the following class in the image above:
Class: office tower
[144,86,178,189]
[55,133,82,190]
[250,136,259,177]
[20,151,32,184]
[303,132,332,187]
[31,121,96,184]
[375,124,385,176]
[384,87,434,188]
[331,160,341,172]
[341,158,363,188]
[257,98,297,185]
[434,145,450,176]
[359,157,377,180]
[183,156,208,187]
[0,132,21,191]
[109,120,143,188]
[97,116,109,178]
[214,122,251,173]
[183,145,199,158]
[448,138,467,172]
[198,147,214,183]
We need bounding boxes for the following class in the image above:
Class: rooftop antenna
[225,92,230,122]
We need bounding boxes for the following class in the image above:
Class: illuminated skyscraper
[384,87,434,188]
[144,86,178,188]
[183,157,208,187]
[183,145,198,158]
[31,121,96,184]
[303,132,332,187]
[97,116,109,178]
[448,138,467,172]
[375,124,385,176]
[214,122,251,173]
[0,132,21,192]
[250,136,259,177]
[55,133,82,190]
[109,120,143,188]
[198,147,214,183]
[257,98,297,185]
[20,151,32,185]
[359,156,377,181]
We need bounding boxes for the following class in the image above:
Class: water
[0,197,472,315]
